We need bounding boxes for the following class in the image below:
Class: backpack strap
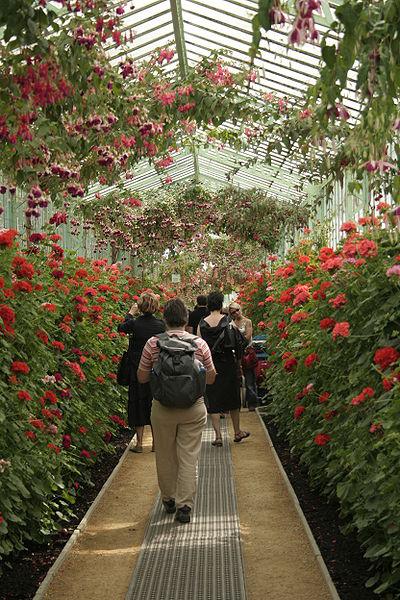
[211,323,228,353]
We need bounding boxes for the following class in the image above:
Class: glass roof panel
[95,0,360,204]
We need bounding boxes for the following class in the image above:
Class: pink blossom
[386,265,400,278]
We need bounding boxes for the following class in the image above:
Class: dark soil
[0,429,133,600]
[264,414,377,600]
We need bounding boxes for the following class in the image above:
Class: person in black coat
[117,291,165,452]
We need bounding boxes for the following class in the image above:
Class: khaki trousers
[151,399,207,509]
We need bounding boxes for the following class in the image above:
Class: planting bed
[264,414,377,600]
[0,428,133,600]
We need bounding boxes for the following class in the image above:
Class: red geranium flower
[30,418,45,430]
[41,302,57,312]
[11,361,30,374]
[44,390,58,404]
[314,433,331,446]
[0,229,18,247]
[329,293,347,308]
[47,443,61,454]
[357,239,378,258]
[62,434,72,449]
[318,392,331,403]
[51,341,65,351]
[12,280,33,293]
[283,358,297,372]
[304,352,319,367]
[320,318,336,330]
[12,255,35,279]
[36,329,49,344]
[374,347,400,371]
[80,449,91,459]
[291,311,308,323]
[0,304,15,325]
[24,430,36,440]
[294,405,305,420]
[340,221,357,233]
[17,390,31,401]
[319,247,334,262]
[332,322,350,339]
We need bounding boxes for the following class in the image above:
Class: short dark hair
[196,295,207,306]
[163,297,189,327]
[207,291,224,312]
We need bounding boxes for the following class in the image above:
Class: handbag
[242,346,258,370]
[117,350,132,386]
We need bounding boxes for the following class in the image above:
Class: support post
[169,0,200,182]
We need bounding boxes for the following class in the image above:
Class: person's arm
[244,318,253,343]
[137,339,153,383]
[199,339,217,385]
[117,303,139,333]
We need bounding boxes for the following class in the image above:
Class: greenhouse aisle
[41,412,333,600]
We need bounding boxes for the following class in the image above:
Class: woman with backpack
[228,302,259,412]
[198,291,250,446]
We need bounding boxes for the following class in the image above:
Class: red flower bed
[0,231,168,560]
[239,222,400,595]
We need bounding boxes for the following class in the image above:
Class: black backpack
[211,320,248,360]
[150,333,206,408]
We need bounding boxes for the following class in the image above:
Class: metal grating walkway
[126,418,247,600]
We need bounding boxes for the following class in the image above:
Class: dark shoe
[162,498,176,514]
[175,505,191,523]
[211,437,223,447]
[234,431,250,443]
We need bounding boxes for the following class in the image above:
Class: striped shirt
[138,330,215,373]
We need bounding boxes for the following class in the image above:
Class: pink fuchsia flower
[386,265,400,277]
[49,212,67,226]
[363,159,396,173]
[332,321,350,339]
[157,48,174,64]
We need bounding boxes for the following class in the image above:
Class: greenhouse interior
[0,0,399,599]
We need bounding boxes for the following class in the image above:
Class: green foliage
[240,220,400,595]
[0,235,138,561]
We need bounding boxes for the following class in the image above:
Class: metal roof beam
[169,0,200,182]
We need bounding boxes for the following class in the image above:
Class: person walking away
[117,292,165,452]
[186,294,209,334]
[137,298,216,523]
[228,302,258,411]
[198,291,250,446]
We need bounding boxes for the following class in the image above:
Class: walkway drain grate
[126,418,247,600]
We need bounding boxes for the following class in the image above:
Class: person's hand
[129,303,139,316]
